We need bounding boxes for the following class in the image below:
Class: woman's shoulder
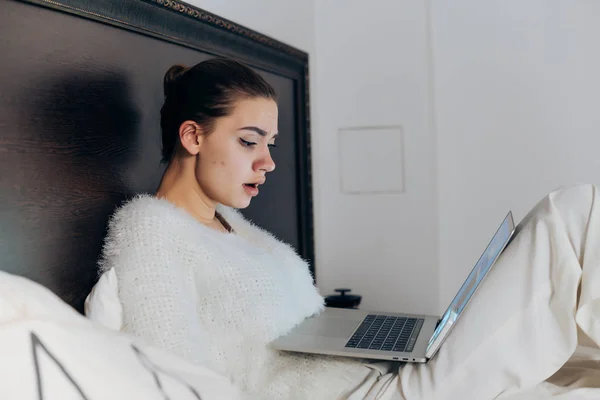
[99,194,198,273]
[216,205,307,262]
[216,205,278,246]
[106,194,208,240]
[109,194,182,228]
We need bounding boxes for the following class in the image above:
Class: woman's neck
[156,158,228,232]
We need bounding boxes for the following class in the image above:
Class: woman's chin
[222,197,252,210]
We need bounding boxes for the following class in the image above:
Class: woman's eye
[240,138,257,147]
[268,143,277,149]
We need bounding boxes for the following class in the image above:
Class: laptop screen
[427,212,515,353]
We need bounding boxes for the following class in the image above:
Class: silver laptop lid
[425,211,515,359]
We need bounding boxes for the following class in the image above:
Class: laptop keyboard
[345,314,424,353]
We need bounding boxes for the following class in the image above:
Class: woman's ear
[178,120,204,156]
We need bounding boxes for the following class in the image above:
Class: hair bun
[163,64,188,98]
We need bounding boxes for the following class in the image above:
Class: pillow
[84,267,122,330]
[0,270,243,400]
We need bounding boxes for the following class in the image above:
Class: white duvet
[498,345,600,400]
[363,185,600,400]
[0,270,243,400]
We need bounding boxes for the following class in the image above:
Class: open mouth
[244,183,258,189]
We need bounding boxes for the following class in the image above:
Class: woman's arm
[103,228,211,369]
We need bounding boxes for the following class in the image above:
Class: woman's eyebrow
[238,126,278,138]
[238,126,267,136]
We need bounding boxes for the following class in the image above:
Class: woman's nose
[256,149,275,172]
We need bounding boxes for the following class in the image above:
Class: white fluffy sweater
[99,195,371,399]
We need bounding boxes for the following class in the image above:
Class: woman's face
[195,97,278,209]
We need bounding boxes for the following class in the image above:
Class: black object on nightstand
[324,288,362,309]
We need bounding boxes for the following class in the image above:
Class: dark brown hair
[159,58,277,163]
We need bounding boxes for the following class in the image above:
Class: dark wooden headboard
[0,0,314,312]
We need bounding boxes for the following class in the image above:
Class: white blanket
[0,270,243,400]
[498,345,600,400]
[391,184,600,399]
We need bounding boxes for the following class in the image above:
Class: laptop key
[345,315,425,352]
[404,319,424,352]
[395,339,410,351]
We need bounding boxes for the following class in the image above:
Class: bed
[1,0,315,314]
[1,1,599,399]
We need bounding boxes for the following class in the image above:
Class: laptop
[271,211,515,363]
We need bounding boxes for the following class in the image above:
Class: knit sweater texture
[98,195,371,399]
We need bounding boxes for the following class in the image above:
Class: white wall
[313,0,438,314]
[431,0,600,309]
[187,1,600,316]
[189,0,438,315]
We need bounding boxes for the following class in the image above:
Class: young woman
[93,58,600,400]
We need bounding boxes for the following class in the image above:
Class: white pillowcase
[84,267,122,330]
[0,270,242,400]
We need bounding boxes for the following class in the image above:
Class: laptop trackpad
[295,317,359,338]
